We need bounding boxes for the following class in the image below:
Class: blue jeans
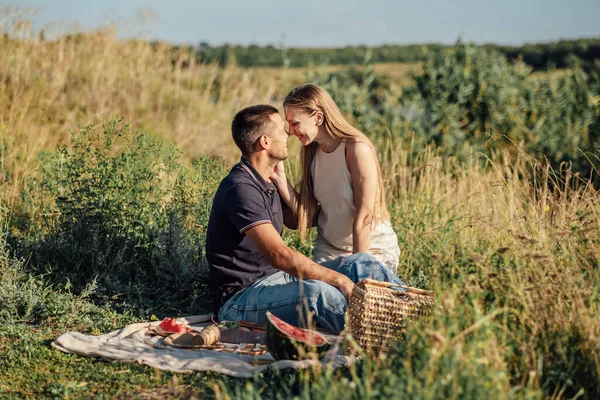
[218,253,405,334]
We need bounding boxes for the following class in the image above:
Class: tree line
[175,38,600,70]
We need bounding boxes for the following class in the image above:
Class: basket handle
[358,278,434,296]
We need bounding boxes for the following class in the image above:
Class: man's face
[267,113,290,161]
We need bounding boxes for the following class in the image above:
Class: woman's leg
[319,252,406,287]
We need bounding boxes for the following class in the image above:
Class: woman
[272,84,400,274]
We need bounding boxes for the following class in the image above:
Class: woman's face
[284,106,320,146]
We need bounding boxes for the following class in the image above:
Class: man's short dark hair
[231,104,279,156]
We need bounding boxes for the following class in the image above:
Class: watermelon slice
[265,312,331,361]
[156,317,194,335]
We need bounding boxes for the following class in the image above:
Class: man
[205,104,403,334]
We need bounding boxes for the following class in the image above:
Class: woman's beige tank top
[311,141,398,254]
[312,141,355,251]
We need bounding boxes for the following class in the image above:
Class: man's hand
[335,275,356,300]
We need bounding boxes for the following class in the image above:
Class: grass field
[1,10,599,399]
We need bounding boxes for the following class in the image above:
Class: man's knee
[300,280,346,303]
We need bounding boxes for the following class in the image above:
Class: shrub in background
[19,119,227,315]
[310,44,600,181]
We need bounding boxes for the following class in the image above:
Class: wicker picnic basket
[347,278,434,354]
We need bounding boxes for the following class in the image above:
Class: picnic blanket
[51,314,357,378]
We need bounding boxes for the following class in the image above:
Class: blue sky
[9,0,600,47]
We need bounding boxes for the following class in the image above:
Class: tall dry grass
[0,8,283,209]
[381,138,599,396]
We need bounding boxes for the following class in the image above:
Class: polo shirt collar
[239,157,275,193]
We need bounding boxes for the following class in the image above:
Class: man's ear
[257,134,270,150]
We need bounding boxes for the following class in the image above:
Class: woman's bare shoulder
[346,141,374,159]
[345,141,376,172]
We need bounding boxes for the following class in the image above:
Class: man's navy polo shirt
[206,157,283,315]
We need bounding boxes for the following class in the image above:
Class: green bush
[0,226,134,330]
[20,119,227,315]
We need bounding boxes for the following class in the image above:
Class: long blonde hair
[283,84,390,242]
